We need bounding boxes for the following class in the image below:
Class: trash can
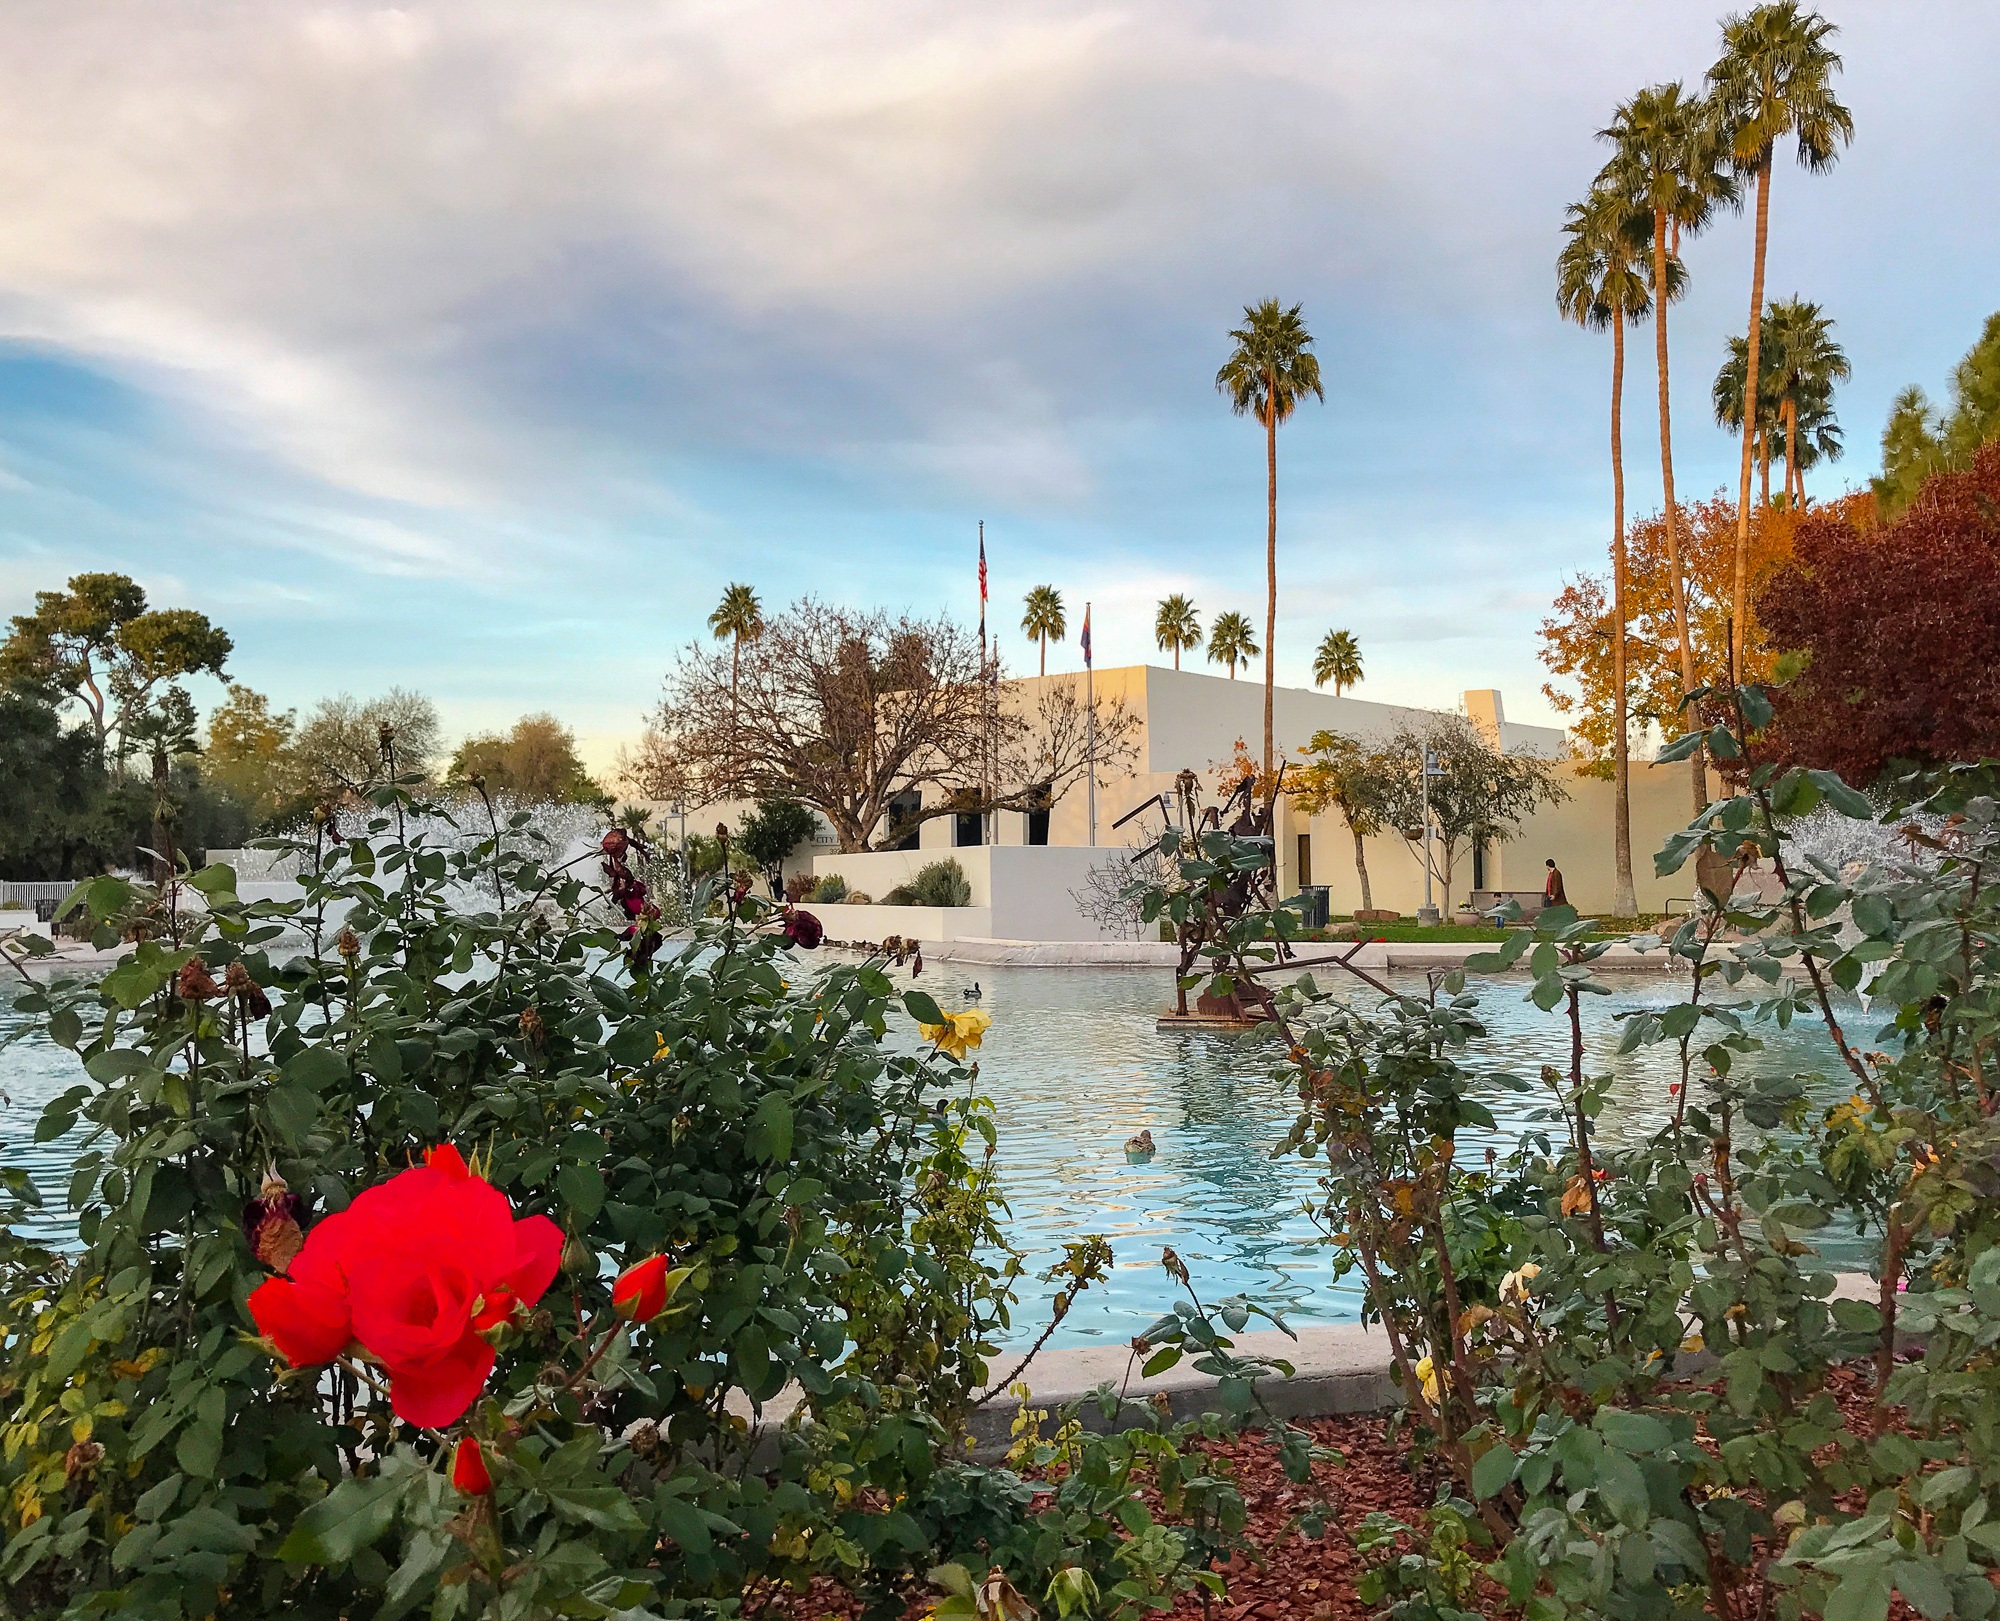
[1299,885,1331,930]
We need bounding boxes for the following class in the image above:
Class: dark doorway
[1026,783,1051,846]
[887,791,922,851]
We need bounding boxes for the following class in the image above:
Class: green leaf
[902,990,943,1026]
[266,1082,320,1147]
[186,864,238,899]
[546,1485,646,1533]
[1893,1557,1953,1621]
[655,1493,713,1554]
[746,1095,794,1163]
[1656,730,1705,763]
[558,1163,606,1225]
[1141,1346,1183,1378]
[1808,770,1875,820]
[1471,1442,1516,1500]
[1596,1407,1674,1454]
[278,1475,402,1565]
[1823,1565,1893,1621]
[284,1047,348,1093]
[47,1008,82,1050]
[174,1386,226,1479]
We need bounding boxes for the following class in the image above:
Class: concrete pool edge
[914,937,1683,973]
[748,1272,1883,1460]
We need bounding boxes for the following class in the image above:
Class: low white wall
[804,903,995,942]
[809,845,1131,943]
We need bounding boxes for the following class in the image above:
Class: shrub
[0,783,1313,1619]
[884,858,972,908]
[1139,676,2000,1620]
[808,872,849,903]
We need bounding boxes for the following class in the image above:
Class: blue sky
[1,1,1995,777]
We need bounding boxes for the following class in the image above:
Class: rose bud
[177,960,222,1001]
[613,1254,673,1322]
[244,1166,307,1272]
[225,961,272,1017]
[335,927,361,960]
[451,1435,492,1495]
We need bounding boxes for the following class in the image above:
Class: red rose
[247,1144,564,1428]
[612,1254,670,1323]
[451,1435,492,1495]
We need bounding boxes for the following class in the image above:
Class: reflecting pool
[0,960,1863,1347]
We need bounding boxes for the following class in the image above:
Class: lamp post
[1417,746,1442,927]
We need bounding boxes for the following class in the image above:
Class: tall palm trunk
[1731,157,1773,674]
[1173,645,1180,671]
[1652,207,1706,813]
[1262,372,1278,777]
[1610,318,1636,918]
[1039,634,1047,678]
[1758,429,1771,508]
[1784,397,1800,507]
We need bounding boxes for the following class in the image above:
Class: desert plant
[808,872,849,903]
[885,858,973,908]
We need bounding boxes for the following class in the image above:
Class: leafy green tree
[1206,611,1258,680]
[1290,728,1397,912]
[1558,176,1657,918]
[1310,629,1363,696]
[205,685,299,827]
[0,572,231,764]
[1873,311,2000,518]
[1597,82,1728,816]
[287,689,442,805]
[1382,714,1568,915]
[1216,299,1324,774]
[448,713,608,806]
[1707,0,1853,672]
[0,691,120,881]
[1153,595,1203,671]
[736,796,820,895]
[1019,585,1066,677]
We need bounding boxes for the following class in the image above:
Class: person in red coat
[1543,857,1568,910]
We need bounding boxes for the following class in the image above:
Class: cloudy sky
[1,1,1994,774]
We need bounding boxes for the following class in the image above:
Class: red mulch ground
[756,1365,1921,1621]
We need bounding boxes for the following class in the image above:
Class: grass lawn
[1298,916,1666,945]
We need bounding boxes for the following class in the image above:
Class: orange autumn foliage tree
[1539,489,1871,775]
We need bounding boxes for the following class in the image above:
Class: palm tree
[1764,297,1849,506]
[1154,595,1203,671]
[1020,585,1067,677]
[1216,300,1324,775]
[708,583,765,713]
[1708,1,1853,672]
[1311,630,1363,695]
[1207,612,1258,680]
[1598,82,1731,814]
[1778,374,1844,501]
[1558,178,1656,919]
[1712,320,1787,506]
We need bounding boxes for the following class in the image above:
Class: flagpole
[1084,600,1096,847]
[978,521,993,846]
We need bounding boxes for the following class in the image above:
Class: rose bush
[0,766,1299,1620]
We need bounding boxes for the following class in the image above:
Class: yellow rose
[920,1008,992,1061]
[1413,1355,1442,1404]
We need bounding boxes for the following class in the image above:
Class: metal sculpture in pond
[1122,764,1393,1030]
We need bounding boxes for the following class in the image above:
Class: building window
[954,811,982,847]
[1296,833,1312,888]
[887,791,922,851]
[1026,782,1051,846]
[1472,840,1486,892]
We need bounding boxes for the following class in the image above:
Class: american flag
[1080,603,1092,667]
